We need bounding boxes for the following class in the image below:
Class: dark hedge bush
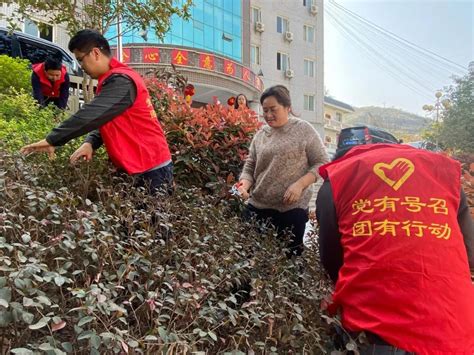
[0,150,338,354]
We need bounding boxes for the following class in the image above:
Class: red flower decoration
[227,96,235,106]
[184,84,195,97]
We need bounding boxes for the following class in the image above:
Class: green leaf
[78,315,94,327]
[29,316,50,330]
[38,343,54,351]
[0,287,12,302]
[23,297,34,307]
[61,342,73,353]
[54,276,66,286]
[90,334,101,349]
[128,339,139,348]
[158,326,168,341]
[36,295,52,305]
[22,312,34,324]
[0,310,13,327]
[207,331,217,341]
[144,335,158,341]
[10,348,33,355]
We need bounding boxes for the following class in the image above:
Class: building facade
[323,96,355,156]
[106,0,263,106]
[249,0,324,134]
[0,2,71,49]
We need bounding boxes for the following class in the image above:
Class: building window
[303,0,313,7]
[303,25,315,43]
[304,59,315,77]
[336,112,342,122]
[277,16,289,34]
[304,94,315,111]
[24,19,53,41]
[251,7,261,24]
[277,52,289,71]
[251,44,261,65]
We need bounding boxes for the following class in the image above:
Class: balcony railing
[324,118,343,130]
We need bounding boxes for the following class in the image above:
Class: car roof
[0,26,74,57]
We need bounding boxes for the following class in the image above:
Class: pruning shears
[229,182,243,197]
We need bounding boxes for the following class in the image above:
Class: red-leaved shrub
[146,78,261,193]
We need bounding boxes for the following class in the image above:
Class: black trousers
[243,204,309,256]
[134,162,174,195]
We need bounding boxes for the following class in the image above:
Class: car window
[385,132,398,143]
[17,37,76,74]
[18,37,62,64]
[338,128,366,148]
[0,31,13,56]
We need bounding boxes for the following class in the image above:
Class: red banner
[122,48,131,63]
[171,49,189,65]
[143,47,160,63]
[199,54,215,70]
[255,75,263,91]
[242,68,252,83]
[223,59,236,76]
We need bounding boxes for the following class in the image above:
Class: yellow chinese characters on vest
[350,158,451,240]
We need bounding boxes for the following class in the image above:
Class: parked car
[335,125,400,159]
[0,27,81,76]
[406,140,441,152]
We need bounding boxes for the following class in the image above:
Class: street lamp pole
[116,0,123,62]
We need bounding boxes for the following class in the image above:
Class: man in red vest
[316,144,474,354]
[32,53,70,109]
[21,30,173,194]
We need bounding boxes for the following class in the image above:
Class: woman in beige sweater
[238,85,329,255]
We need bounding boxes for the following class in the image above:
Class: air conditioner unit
[285,69,294,78]
[284,31,294,42]
[255,21,265,32]
[310,4,319,15]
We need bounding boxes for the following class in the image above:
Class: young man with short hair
[21,29,173,193]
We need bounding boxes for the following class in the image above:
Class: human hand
[20,139,56,160]
[70,143,94,164]
[237,182,250,200]
[283,181,304,205]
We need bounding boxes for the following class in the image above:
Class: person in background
[316,143,474,354]
[32,52,70,109]
[238,85,329,256]
[234,93,249,109]
[21,29,173,194]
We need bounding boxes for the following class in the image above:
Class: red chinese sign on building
[242,68,252,83]
[223,59,236,76]
[111,48,131,63]
[122,48,131,63]
[254,75,263,91]
[171,49,189,65]
[199,54,215,70]
[143,47,160,63]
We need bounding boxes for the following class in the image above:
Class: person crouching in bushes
[237,85,329,256]
[21,29,173,195]
[32,53,70,109]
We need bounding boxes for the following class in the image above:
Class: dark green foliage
[0,150,335,353]
[438,64,474,153]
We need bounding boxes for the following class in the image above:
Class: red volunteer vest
[96,58,171,174]
[32,62,67,98]
[319,144,474,354]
